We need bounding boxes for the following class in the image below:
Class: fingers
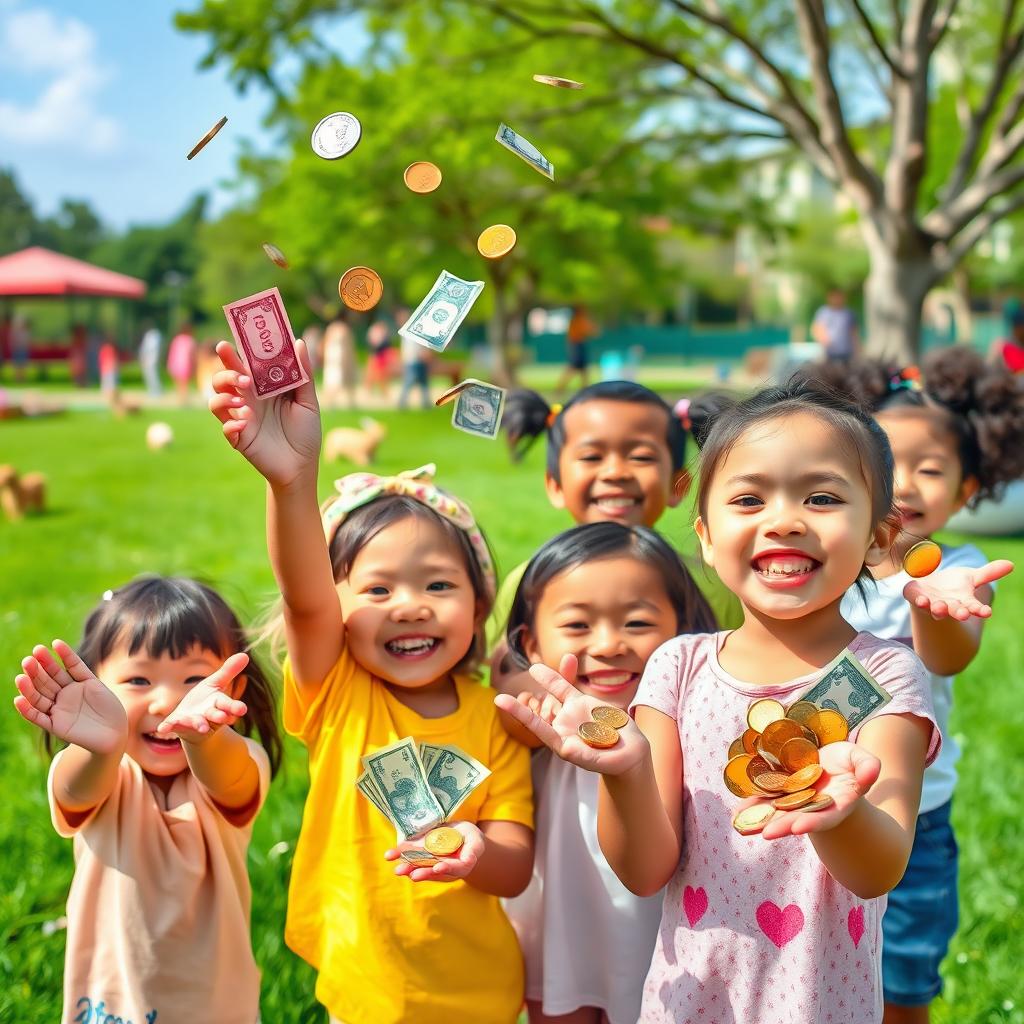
[539,692,562,725]
[292,338,320,411]
[848,745,881,794]
[13,694,53,731]
[207,653,250,692]
[976,559,1014,587]
[494,693,563,752]
[527,662,579,704]
[209,390,247,423]
[51,640,94,682]
[214,340,248,376]
[557,653,579,688]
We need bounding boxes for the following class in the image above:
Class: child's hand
[156,653,249,745]
[515,690,562,727]
[904,559,1013,620]
[384,821,485,883]
[209,339,322,490]
[494,654,649,776]
[757,740,881,840]
[14,641,127,755]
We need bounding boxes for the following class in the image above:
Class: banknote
[399,271,484,352]
[356,770,392,821]
[362,737,445,840]
[425,743,491,818]
[448,380,506,440]
[495,122,555,180]
[222,286,309,399]
[793,649,892,731]
[401,849,440,866]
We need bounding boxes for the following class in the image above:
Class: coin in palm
[424,826,464,856]
[578,721,619,749]
[591,705,629,730]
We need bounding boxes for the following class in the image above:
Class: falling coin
[262,243,289,269]
[477,224,517,260]
[339,266,383,312]
[578,721,619,749]
[187,116,228,160]
[423,826,464,856]
[592,705,629,730]
[404,161,443,194]
[310,111,362,160]
[533,74,585,89]
[903,539,941,578]
[732,803,776,836]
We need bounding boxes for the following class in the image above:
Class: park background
[3,0,1024,1021]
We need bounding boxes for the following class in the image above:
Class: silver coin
[310,112,362,160]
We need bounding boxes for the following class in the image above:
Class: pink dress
[167,332,197,383]
[630,631,939,1024]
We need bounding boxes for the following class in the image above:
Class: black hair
[65,575,282,776]
[325,493,495,675]
[500,381,721,474]
[796,348,1024,507]
[695,377,897,591]
[505,522,717,668]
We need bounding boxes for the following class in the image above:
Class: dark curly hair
[796,347,1024,507]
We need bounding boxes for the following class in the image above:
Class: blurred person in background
[811,286,860,365]
[364,314,395,403]
[167,324,197,406]
[556,304,598,396]
[138,321,163,397]
[322,309,357,409]
[397,307,431,410]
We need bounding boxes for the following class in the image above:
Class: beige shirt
[48,738,270,1024]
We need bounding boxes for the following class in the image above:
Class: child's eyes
[426,581,455,592]
[919,468,944,477]
[626,619,656,629]
[730,495,762,507]
[558,621,589,632]
[808,493,842,506]
[365,585,390,597]
[185,676,205,686]
[124,677,150,687]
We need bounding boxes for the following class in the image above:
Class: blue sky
[0,0,303,229]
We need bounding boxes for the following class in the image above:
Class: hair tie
[546,403,563,428]
[102,589,114,602]
[888,366,923,394]
[674,397,692,430]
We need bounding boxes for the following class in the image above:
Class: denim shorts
[882,799,959,1006]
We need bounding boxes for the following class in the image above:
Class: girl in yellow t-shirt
[210,340,534,1024]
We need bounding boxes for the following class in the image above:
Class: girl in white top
[11,576,282,1024]
[802,349,1024,1022]
[503,522,716,1024]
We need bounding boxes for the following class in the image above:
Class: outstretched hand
[14,641,127,755]
[494,654,649,776]
[903,559,1013,620]
[156,652,249,745]
[385,820,486,883]
[209,338,322,489]
[755,740,881,840]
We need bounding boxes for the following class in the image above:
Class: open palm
[156,652,249,743]
[494,654,650,776]
[13,641,127,755]
[209,339,322,490]
[904,559,1013,620]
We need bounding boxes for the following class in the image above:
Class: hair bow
[546,403,563,428]
[889,366,923,393]
[322,463,495,598]
[674,397,692,430]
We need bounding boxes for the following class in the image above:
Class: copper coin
[752,771,790,793]
[578,721,619,749]
[761,718,804,759]
[732,802,775,835]
[423,826,464,856]
[404,161,442,194]
[339,267,383,312]
[533,74,585,89]
[803,794,836,813]
[755,743,783,770]
[727,736,745,759]
[903,539,941,578]
[741,727,760,755]
[772,789,817,811]
[592,705,629,730]
[262,242,289,269]
[477,224,517,260]
[780,764,824,793]
[745,755,773,785]
[724,755,760,798]
[187,115,228,160]
[779,737,820,773]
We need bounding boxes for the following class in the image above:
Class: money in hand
[222,286,309,400]
[792,649,891,731]
[423,743,491,818]
[495,122,554,180]
[399,271,484,353]
[361,737,445,841]
[436,379,506,440]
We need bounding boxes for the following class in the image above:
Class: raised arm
[210,340,344,693]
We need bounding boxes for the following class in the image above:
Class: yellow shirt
[283,649,534,1024]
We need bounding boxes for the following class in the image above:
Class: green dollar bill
[793,649,892,731]
[362,737,445,840]
[425,743,491,818]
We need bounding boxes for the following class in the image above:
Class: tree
[0,168,43,256]
[39,199,107,261]
[179,0,1024,361]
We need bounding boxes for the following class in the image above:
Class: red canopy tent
[0,246,146,299]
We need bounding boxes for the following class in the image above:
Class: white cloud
[0,5,119,153]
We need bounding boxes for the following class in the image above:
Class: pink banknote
[222,286,310,400]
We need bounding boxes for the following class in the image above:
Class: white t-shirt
[841,542,989,813]
[504,751,663,1024]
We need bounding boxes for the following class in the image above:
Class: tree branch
[844,0,905,77]
[929,0,963,49]
[935,188,1024,273]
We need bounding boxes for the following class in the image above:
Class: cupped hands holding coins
[494,654,650,776]
[385,820,486,883]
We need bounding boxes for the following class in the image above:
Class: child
[498,378,941,1023]
[504,521,716,1024]
[492,383,742,702]
[12,575,280,1024]
[209,341,534,1024]
[801,349,1023,1023]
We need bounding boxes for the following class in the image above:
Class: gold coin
[760,718,804,759]
[781,764,824,793]
[785,700,819,724]
[732,802,775,836]
[477,224,517,260]
[262,242,289,269]
[423,826,464,856]
[903,540,941,578]
[803,793,835,813]
[806,708,849,746]
[724,754,759,797]
[533,74,585,89]
[747,698,786,733]
[578,721,619,748]
[745,755,773,786]
[727,736,745,759]
[187,116,228,160]
[751,771,790,794]
[741,727,760,755]
[772,788,817,811]
[404,161,442,194]
[339,266,383,312]
[755,743,783,770]
[592,705,629,730]
[779,737,819,773]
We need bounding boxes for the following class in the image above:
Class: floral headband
[888,366,923,394]
[321,463,496,599]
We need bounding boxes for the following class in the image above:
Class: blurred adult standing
[302,321,324,376]
[811,287,860,364]
[138,321,163,397]
[167,324,197,406]
[98,334,119,401]
[322,310,357,409]
[10,314,30,383]
[364,316,394,403]
[69,323,88,387]
[397,307,431,410]
[556,304,597,395]
[989,303,1024,373]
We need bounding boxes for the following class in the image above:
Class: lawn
[0,403,1022,1023]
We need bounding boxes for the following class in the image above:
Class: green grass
[1,407,1023,1023]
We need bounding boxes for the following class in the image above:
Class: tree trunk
[862,243,936,364]
[486,267,518,387]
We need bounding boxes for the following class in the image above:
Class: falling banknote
[495,122,555,180]
[399,271,484,353]
[436,379,506,440]
[792,648,892,731]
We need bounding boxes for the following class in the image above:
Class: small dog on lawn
[323,418,387,466]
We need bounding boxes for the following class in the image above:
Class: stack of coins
[578,705,629,748]
[724,697,847,834]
